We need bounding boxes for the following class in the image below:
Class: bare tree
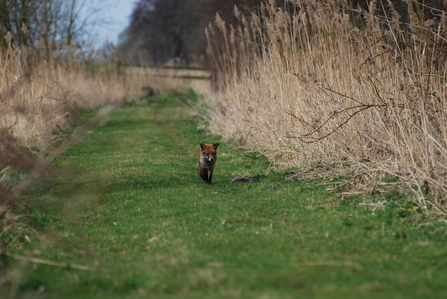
[0,0,42,47]
[0,0,113,51]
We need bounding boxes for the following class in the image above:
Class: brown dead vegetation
[205,0,447,214]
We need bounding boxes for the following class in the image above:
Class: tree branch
[287,79,404,143]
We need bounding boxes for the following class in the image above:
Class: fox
[198,143,219,184]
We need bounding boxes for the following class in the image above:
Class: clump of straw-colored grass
[205,0,447,213]
[0,41,147,150]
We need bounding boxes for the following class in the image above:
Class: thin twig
[315,82,366,106]
[296,260,362,269]
[366,76,386,105]
[287,79,404,143]
[290,104,365,138]
[0,251,97,271]
[286,110,316,132]
[288,105,371,143]
[307,181,344,188]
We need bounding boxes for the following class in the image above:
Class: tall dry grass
[0,43,148,150]
[205,0,447,213]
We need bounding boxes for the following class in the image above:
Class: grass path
[3,91,447,298]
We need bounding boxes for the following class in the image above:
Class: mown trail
[4,91,447,299]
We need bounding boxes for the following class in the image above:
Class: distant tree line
[118,0,447,67]
[117,0,280,66]
[0,0,107,52]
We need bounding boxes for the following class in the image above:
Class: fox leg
[199,167,214,184]
[199,167,208,182]
[207,170,213,184]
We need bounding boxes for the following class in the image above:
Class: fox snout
[201,155,215,165]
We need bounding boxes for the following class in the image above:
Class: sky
[88,0,136,47]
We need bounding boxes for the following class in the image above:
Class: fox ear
[200,143,206,150]
[213,143,220,150]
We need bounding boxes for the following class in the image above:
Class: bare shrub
[205,0,447,213]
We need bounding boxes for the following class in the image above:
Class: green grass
[2,90,447,298]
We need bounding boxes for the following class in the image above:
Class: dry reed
[205,0,447,213]
[0,43,149,150]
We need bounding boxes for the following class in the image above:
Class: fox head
[200,143,219,163]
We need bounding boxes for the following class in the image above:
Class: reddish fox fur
[198,143,219,184]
